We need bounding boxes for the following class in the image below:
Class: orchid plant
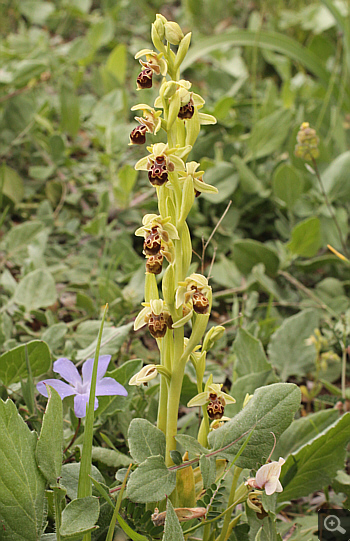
[123,14,297,541]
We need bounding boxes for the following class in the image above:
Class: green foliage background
[1,0,350,538]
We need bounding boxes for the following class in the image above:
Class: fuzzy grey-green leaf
[128,418,166,463]
[36,385,63,485]
[126,455,176,503]
[208,383,301,469]
[163,499,185,541]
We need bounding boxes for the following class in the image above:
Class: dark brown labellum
[146,253,163,274]
[148,312,167,338]
[178,99,195,119]
[207,401,225,420]
[148,163,168,186]
[130,125,147,145]
[192,290,209,314]
[144,229,161,255]
[137,68,153,89]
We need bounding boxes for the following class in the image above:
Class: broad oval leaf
[60,496,99,537]
[0,340,51,386]
[128,418,166,463]
[208,383,301,469]
[231,239,280,276]
[126,455,176,503]
[14,269,58,312]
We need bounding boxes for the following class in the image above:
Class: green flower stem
[157,333,171,434]
[78,305,108,503]
[165,345,185,466]
[106,464,132,541]
[217,467,242,541]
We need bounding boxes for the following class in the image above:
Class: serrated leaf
[0,340,51,386]
[128,419,166,463]
[267,309,319,381]
[36,386,63,485]
[162,499,185,541]
[126,455,176,503]
[280,413,350,502]
[208,383,301,469]
[0,399,46,540]
[60,496,99,537]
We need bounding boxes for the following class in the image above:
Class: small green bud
[167,91,181,131]
[294,122,319,161]
[154,14,166,40]
[179,175,195,224]
[162,264,175,307]
[164,21,184,45]
[242,393,253,408]
[175,32,192,71]
[203,325,225,352]
[163,81,177,99]
[152,23,166,53]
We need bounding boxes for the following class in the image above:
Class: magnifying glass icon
[324,514,346,534]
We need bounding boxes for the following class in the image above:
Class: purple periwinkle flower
[36,355,127,418]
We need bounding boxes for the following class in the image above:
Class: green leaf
[36,386,63,485]
[60,82,80,138]
[163,499,185,541]
[14,268,58,311]
[116,514,149,541]
[231,240,280,276]
[128,418,166,463]
[0,398,46,540]
[106,44,127,84]
[321,151,350,201]
[267,309,319,381]
[226,371,272,417]
[76,322,132,360]
[233,328,272,378]
[208,383,301,468]
[41,323,68,353]
[126,455,176,503]
[0,340,51,386]
[232,155,265,194]
[287,217,321,258]
[200,162,238,203]
[199,455,216,489]
[19,1,55,24]
[0,164,24,205]
[4,221,44,254]
[175,434,208,456]
[60,463,105,501]
[280,413,350,501]
[60,496,99,538]
[87,18,114,49]
[272,164,304,208]
[274,409,339,457]
[246,109,293,161]
[90,446,131,468]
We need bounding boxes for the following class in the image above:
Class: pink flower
[246,458,285,496]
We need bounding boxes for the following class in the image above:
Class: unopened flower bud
[137,68,153,89]
[146,253,163,274]
[203,325,225,352]
[163,81,177,99]
[294,122,319,161]
[154,14,166,40]
[164,21,184,45]
[129,125,147,145]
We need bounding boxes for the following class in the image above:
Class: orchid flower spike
[36,355,127,418]
[246,458,286,496]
